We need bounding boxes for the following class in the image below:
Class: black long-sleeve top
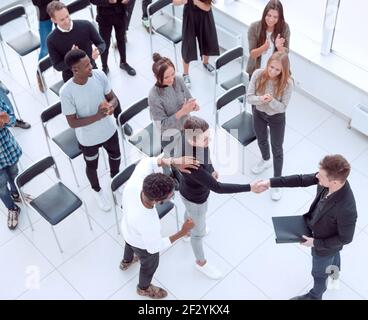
[90,0,126,17]
[47,20,106,81]
[179,140,251,204]
[32,0,53,21]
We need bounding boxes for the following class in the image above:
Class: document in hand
[272,215,312,244]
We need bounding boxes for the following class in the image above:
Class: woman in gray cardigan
[246,0,290,78]
[148,53,199,155]
[246,52,293,201]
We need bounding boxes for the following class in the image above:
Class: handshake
[250,179,271,194]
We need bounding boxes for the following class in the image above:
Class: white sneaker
[142,17,149,29]
[251,159,272,174]
[327,276,340,290]
[183,226,210,242]
[195,262,222,280]
[94,190,111,212]
[183,74,191,88]
[271,188,282,201]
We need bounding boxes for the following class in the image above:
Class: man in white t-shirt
[120,156,198,299]
[60,49,120,211]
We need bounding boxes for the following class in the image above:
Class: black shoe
[15,119,31,129]
[290,293,317,300]
[120,62,136,76]
[123,123,133,136]
[102,66,110,75]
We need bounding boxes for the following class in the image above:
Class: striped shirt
[0,90,22,170]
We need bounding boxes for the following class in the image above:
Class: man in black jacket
[46,1,106,82]
[259,154,357,300]
[90,0,136,76]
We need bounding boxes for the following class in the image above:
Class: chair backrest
[16,156,55,188]
[215,46,243,70]
[67,0,90,15]
[111,162,138,192]
[0,5,25,26]
[38,55,53,75]
[147,0,172,17]
[118,97,149,127]
[40,101,62,124]
[0,80,9,94]
[216,84,246,111]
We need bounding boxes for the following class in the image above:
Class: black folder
[272,215,312,244]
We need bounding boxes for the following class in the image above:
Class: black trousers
[125,0,152,28]
[252,106,285,177]
[97,16,126,66]
[124,242,159,290]
[79,131,121,192]
[308,249,341,300]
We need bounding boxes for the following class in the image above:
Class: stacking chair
[215,84,256,174]
[0,80,24,122]
[111,161,179,235]
[117,97,162,166]
[38,55,64,104]
[15,156,93,253]
[0,5,40,86]
[214,46,249,110]
[147,0,182,70]
[40,101,82,187]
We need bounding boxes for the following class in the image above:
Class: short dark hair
[319,154,351,182]
[142,173,175,201]
[183,116,209,143]
[46,1,66,18]
[64,49,87,68]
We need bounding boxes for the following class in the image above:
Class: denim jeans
[0,163,19,210]
[308,248,341,300]
[38,19,53,61]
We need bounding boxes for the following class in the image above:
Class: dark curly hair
[143,173,175,201]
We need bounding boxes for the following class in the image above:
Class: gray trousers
[181,195,208,262]
[252,106,286,177]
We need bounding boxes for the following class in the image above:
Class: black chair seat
[52,128,81,159]
[156,19,182,44]
[6,31,40,56]
[50,80,64,96]
[30,182,82,225]
[222,111,256,146]
[220,72,249,91]
[128,123,162,157]
[156,201,174,219]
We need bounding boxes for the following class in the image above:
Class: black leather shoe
[120,62,136,76]
[15,119,31,129]
[102,66,110,75]
[290,293,316,300]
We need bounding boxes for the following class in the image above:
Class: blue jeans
[308,248,341,300]
[38,19,52,61]
[0,164,19,210]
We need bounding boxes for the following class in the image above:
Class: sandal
[7,206,20,230]
[119,255,139,271]
[137,284,168,299]
[203,63,215,73]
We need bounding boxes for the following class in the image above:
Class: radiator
[350,104,368,136]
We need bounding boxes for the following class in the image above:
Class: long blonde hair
[255,52,291,98]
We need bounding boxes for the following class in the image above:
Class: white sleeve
[60,88,77,116]
[140,219,172,254]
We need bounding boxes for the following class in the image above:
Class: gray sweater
[148,75,192,132]
[246,69,293,116]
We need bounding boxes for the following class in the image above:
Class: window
[332,0,368,71]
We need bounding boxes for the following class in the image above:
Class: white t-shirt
[121,157,172,254]
[260,31,275,69]
[60,70,116,146]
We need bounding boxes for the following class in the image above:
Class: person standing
[247,0,290,79]
[90,0,136,76]
[124,0,152,33]
[120,156,198,299]
[46,1,106,82]
[174,0,219,88]
[60,49,121,211]
[246,52,293,201]
[32,0,54,92]
[257,154,357,300]
[0,94,23,230]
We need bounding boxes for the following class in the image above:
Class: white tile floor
[0,1,367,300]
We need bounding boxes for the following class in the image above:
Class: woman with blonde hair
[246,52,293,201]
